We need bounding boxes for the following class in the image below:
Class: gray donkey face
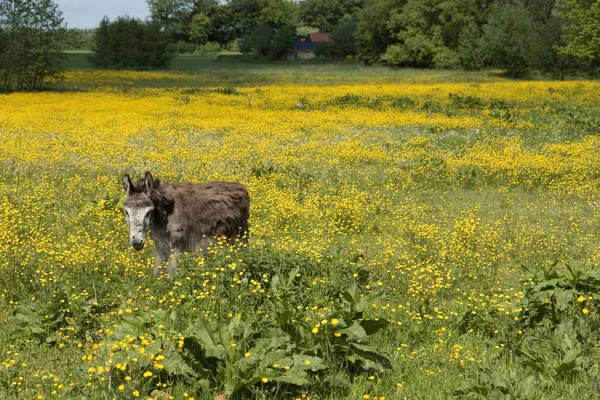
[122,173,155,250]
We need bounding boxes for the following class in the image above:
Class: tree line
[137,0,599,77]
[1,0,599,91]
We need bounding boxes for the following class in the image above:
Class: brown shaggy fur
[123,171,249,276]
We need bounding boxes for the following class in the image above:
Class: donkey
[122,171,250,277]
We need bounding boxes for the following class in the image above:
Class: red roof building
[308,33,331,43]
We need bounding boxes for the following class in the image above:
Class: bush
[175,41,197,54]
[330,16,359,58]
[0,0,67,91]
[482,2,537,78]
[269,25,296,60]
[237,35,253,54]
[250,24,274,58]
[89,16,174,70]
[195,41,221,55]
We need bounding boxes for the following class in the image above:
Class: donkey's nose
[130,238,145,250]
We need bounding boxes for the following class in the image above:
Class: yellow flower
[244,352,251,358]
[303,359,310,365]
[312,327,319,334]
[583,308,590,315]
[577,295,585,302]
[261,377,268,383]
[118,384,125,391]
[132,390,140,397]
[331,318,339,325]
[143,371,153,378]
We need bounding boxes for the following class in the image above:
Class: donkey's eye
[125,210,130,217]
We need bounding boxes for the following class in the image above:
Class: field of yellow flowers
[1,71,600,399]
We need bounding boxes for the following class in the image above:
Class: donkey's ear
[144,171,154,192]
[123,174,134,196]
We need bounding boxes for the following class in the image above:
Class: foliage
[355,0,397,64]
[1,74,600,398]
[299,0,364,32]
[558,0,600,70]
[249,23,274,57]
[0,0,67,91]
[65,28,95,50]
[329,15,359,58]
[189,12,212,45]
[89,16,174,70]
[457,22,486,71]
[195,41,221,55]
[146,0,194,36]
[482,2,538,78]
[269,25,296,60]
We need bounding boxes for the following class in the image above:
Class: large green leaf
[340,322,367,339]
[272,369,310,385]
[360,319,389,336]
[186,316,226,359]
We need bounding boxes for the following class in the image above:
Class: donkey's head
[122,171,159,250]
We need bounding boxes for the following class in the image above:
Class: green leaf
[292,355,326,372]
[162,344,195,376]
[272,369,310,385]
[342,282,358,304]
[356,292,386,313]
[186,316,226,359]
[360,319,389,336]
[340,322,367,339]
[555,290,574,311]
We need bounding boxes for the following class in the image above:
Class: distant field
[62,53,501,87]
[2,68,600,399]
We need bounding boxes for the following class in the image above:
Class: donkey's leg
[154,239,171,278]
[167,248,182,277]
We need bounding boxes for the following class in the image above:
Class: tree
[258,0,297,27]
[0,0,68,91]
[147,0,193,36]
[189,12,212,44]
[269,25,296,60]
[65,28,95,50]
[89,16,111,68]
[89,16,174,70]
[355,0,399,64]
[209,4,240,45]
[330,15,359,58]
[482,1,537,77]
[558,0,600,70]
[299,0,364,32]
[457,21,487,70]
[249,23,274,57]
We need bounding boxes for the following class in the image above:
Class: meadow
[1,67,600,399]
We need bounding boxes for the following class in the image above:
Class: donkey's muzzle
[130,238,145,250]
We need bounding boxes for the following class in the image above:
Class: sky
[57,0,150,29]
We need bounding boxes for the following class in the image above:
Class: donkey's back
[163,181,250,251]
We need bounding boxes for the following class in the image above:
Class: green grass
[2,67,600,399]
[63,53,501,87]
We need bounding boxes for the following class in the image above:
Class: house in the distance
[291,33,331,60]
